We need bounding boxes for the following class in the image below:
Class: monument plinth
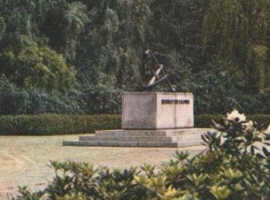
[63,92,211,148]
[122,92,194,129]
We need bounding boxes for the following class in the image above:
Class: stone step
[165,128,214,136]
[79,135,173,142]
[63,140,178,147]
[79,133,205,143]
[95,130,168,137]
[95,128,213,138]
[77,138,175,144]
[170,134,204,141]
[177,140,204,147]
[63,128,213,148]
[80,134,204,143]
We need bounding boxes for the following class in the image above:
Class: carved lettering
[161,99,190,104]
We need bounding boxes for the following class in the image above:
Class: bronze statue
[141,49,175,91]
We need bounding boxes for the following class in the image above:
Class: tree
[0,35,76,93]
[202,0,270,93]
[41,1,89,62]
[0,16,5,40]
[75,0,153,91]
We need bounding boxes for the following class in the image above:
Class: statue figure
[141,49,175,91]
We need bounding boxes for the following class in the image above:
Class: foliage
[1,112,270,135]
[195,114,223,128]
[203,0,270,92]
[0,16,5,39]
[0,75,83,115]
[196,113,270,128]
[190,61,242,114]
[81,0,153,90]
[0,74,121,115]
[0,0,270,114]
[190,61,270,115]
[0,114,121,135]
[0,74,30,115]
[0,35,76,92]
[12,110,270,200]
[81,72,122,114]
[41,1,89,62]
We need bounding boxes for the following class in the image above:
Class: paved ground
[0,135,205,199]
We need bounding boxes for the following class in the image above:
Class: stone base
[63,128,214,148]
[122,92,194,129]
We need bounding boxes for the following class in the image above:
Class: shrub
[0,114,121,135]
[196,114,270,129]
[248,114,270,128]
[0,73,84,115]
[12,110,270,200]
[1,113,270,135]
[0,35,76,92]
[195,114,223,128]
[0,16,5,40]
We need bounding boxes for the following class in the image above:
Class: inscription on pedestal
[161,99,190,104]
[122,92,194,129]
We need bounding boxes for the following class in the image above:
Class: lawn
[0,135,205,199]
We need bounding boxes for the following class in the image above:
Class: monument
[122,92,193,129]
[63,50,211,147]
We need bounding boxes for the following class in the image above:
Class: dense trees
[0,35,76,92]
[0,17,5,39]
[0,0,270,114]
[203,0,270,93]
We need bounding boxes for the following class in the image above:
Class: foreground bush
[12,110,270,200]
[195,114,270,128]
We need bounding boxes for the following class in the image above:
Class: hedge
[195,114,223,128]
[0,114,121,135]
[195,114,270,128]
[0,114,270,135]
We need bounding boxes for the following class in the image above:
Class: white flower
[264,124,270,134]
[242,120,254,131]
[226,109,246,122]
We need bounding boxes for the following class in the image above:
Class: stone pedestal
[63,92,204,148]
[122,92,194,129]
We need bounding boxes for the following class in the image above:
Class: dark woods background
[1,0,270,115]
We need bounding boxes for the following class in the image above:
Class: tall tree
[0,35,76,92]
[41,1,89,62]
[202,0,270,93]
[0,16,5,40]
[76,0,153,90]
